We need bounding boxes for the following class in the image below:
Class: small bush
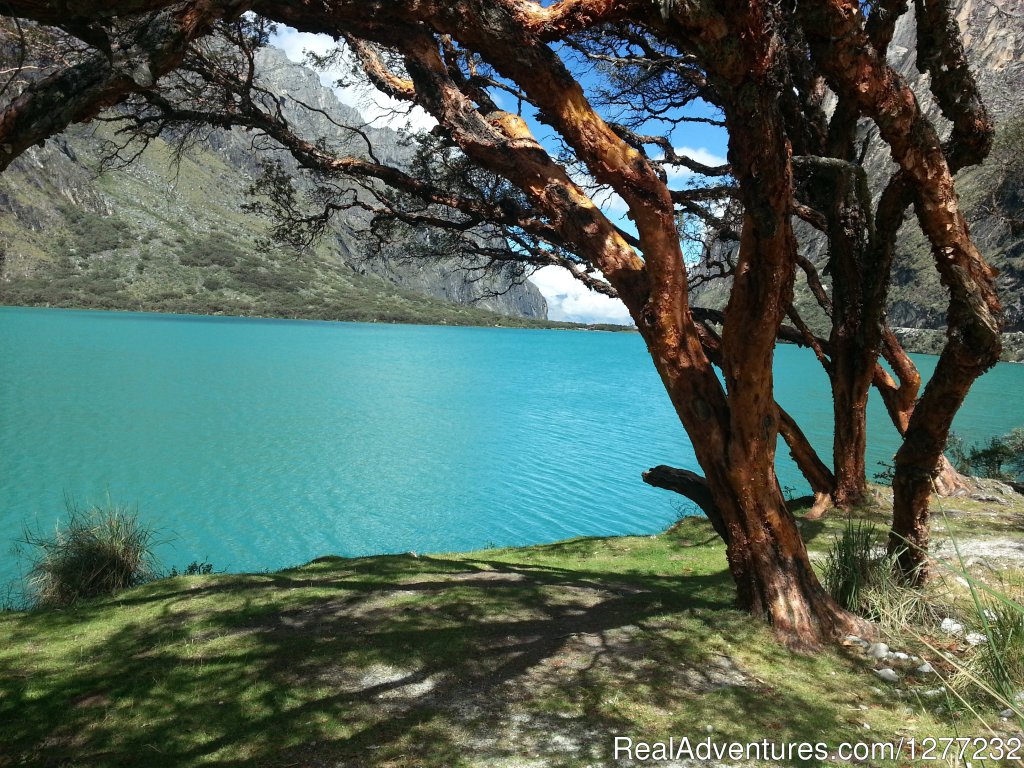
[168,560,214,577]
[947,427,1024,481]
[21,498,158,607]
[178,234,244,267]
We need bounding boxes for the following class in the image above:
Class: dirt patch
[932,536,1024,566]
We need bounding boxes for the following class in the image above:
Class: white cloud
[567,147,727,220]
[529,266,633,325]
[664,146,728,183]
[592,187,629,217]
[271,29,436,133]
[564,166,630,221]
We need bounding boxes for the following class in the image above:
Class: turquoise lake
[2,306,1022,588]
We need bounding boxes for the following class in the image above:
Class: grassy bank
[1,493,1021,767]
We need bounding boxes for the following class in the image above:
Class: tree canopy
[0,0,1004,648]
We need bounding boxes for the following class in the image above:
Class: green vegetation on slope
[0,124,573,330]
[0,216,570,329]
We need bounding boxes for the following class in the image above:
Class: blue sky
[271,28,728,324]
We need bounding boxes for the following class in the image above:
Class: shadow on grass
[0,540,888,767]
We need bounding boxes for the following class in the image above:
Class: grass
[821,518,881,614]
[0,515,983,768]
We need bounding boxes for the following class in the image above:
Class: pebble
[867,642,889,659]
[940,618,965,636]
[844,635,869,647]
[921,688,944,698]
[873,668,899,683]
[966,632,988,646]
[915,662,935,676]
[1001,708,1017,719]
[889,651,910,661]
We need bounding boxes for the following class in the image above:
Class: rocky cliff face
[690,0,1024,360]
[0,44,547,322]
[873,0,1024,336]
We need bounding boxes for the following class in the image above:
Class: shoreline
[0,301,639,334]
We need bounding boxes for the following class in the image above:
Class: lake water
[1,306,1021,587]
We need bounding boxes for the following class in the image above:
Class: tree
[0,0,1002,646]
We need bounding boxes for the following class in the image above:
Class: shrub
[946,427,1024,481]
[168,560,214,577]
[21,498,158,607]
[178,234,244,267]
[64,210,131,254]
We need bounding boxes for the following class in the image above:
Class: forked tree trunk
[659,2,872,645]
[792,156,882,509]
[800,0,1002,583]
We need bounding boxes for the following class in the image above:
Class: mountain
[690,0,1024,361]
[0,45,548,326]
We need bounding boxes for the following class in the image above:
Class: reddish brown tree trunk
[800,0,1001,582]
[792,156,884,509]
[777,407,836,518]
[438,0,869,646]
[688,12,868,642]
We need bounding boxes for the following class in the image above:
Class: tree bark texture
[799,0,1001,581]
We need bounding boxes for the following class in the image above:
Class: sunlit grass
[0,518,972,767]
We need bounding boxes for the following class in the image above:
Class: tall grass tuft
[959,599,1024,709]
[822,517,945,630]
[22,497,158,607]
[822,518,881,614]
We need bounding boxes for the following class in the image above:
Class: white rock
[845,635,869,647]
[890,651,910,661]
[1001,708,1016,719]
[922,688,944,698]
[867,642,890,659]
[874,668,900,683]
[966,632,988,646]
[940,618,965,636]
[915,662,935,676]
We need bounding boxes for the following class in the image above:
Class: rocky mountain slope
[690,0,1024,361]
[0,46,548,325]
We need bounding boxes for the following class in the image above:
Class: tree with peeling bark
[0,0,1002,647]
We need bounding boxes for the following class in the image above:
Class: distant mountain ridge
[0,45,548,325]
